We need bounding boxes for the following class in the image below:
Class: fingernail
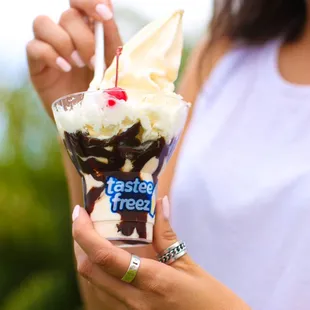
[90,55,95,68]
[162,196,170,220]
[56,57,72,72]
[72,205,80,222]
[71,50,85,68]
[96,3,113,21]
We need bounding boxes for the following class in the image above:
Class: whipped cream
[53,10,189,143]
[54,91,188,143]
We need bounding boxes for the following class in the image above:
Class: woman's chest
[172,93,310,222]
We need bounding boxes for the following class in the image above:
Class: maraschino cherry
[106,46,128,107]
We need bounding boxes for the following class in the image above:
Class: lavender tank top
[171,39,310,310]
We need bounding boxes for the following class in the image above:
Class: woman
[27,0,310,309]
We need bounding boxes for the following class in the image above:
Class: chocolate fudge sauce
[63,122,171,241]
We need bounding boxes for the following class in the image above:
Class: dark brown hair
[197,0,307,81]
[209,0,307,44]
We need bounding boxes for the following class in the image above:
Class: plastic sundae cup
[52,89,189,246]
[52,9,189,246]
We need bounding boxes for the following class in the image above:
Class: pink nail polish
[162,196,170,220]
[56,57,72,72]
[72,205,80,222]
[71,50,85,68]
[90,55,96,68]
[96,3,113,21]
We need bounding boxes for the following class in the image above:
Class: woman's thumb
[153,197,193,270]
[153,196,178,255]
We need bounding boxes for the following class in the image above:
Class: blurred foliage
[0,20,192,309]
[0,86,81,309]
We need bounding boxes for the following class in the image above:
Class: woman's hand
[72,198,250,310]
[27,0,121,118]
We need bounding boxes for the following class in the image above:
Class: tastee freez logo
[105,177,155,217]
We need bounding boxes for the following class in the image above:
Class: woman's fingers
[74,242,140,306]
[59,9,94,67]
[33,15,76,66]
[153,197,193,270]
[32,12,96,70]
[27,39,71,76]
[74,230,173,304]
[153,197,178,252]
[72,206,131,279]
[70,0,113,21]
[72,206,161,289]
[72,205,185,301]
[70,0,122,66]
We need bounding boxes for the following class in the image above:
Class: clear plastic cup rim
[52,89,191,110]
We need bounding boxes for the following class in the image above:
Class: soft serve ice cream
[101,10,183,92]
[53,10,190,245]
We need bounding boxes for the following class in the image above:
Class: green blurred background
[0,8,196,309]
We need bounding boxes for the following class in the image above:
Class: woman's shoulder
[177,36,232,102]
[178,35,279,104]
[199,37,281,94]
[201,36,280,77]
[199,36,233,78]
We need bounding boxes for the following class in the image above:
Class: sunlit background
[0,0,211,308]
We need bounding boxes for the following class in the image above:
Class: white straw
[89,21,106,91]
